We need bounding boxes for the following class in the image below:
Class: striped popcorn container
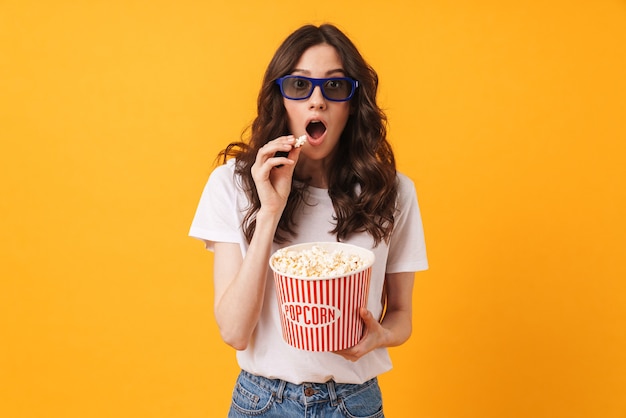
[270,242,374,352]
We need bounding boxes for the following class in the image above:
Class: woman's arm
[335,271,415,361]
[212,211,278,350]
[211,136,301,350]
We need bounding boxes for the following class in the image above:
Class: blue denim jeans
[228,370,384,417]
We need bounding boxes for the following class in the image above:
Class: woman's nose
[308,86,327,109]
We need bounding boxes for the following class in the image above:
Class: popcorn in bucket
[269,242,374,352]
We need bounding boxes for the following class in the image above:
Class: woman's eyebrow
[291,68,346,76]
[326,69,346,76]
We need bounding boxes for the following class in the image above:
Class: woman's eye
[326,80,342,89]
[293,79,309,90]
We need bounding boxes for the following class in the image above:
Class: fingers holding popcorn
[251,135,304,214]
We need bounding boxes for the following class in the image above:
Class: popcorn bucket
[270,242,375,352]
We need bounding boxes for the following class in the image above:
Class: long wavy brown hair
[218,24,397,245]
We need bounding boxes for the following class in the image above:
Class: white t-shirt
[189,159,428,384]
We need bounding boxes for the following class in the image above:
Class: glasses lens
[281,77,312,99]
[322,79,353,100]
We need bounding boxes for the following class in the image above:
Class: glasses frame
[275,75,359,102]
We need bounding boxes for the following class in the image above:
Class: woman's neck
[294,157,331,189]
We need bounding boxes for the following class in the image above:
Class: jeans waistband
[239,370,378,406]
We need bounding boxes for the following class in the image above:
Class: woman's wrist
[256,207,283,227]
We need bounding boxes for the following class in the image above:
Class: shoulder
[395,172,418,200]
[207,159,240,189]
[396,171,415,188]
[210,158,237,180]
[201,159,246,206]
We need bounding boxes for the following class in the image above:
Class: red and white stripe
[274,268,372,352]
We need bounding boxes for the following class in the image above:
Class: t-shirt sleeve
[386,174,429,273]
[188,162,243,251]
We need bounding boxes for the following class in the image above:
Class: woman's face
[283,43,351,165]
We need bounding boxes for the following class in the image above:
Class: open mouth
[306,121,327,140]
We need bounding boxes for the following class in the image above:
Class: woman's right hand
[250,135,302,215]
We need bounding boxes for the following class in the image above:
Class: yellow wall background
[2,0,625,417]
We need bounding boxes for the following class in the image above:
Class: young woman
[190,23,428,418]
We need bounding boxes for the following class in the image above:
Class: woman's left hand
[333,272,415,362]
[334,308,389,362]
